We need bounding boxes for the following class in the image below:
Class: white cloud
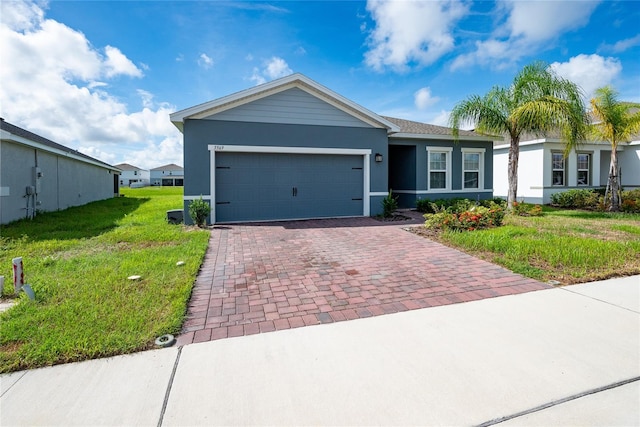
[249,56,293,85]
[414,87,440,110]
[505,1,597,42]
[549,54,622,101]
[197,53,213,69]
[126,135,184,170]
[429,110,451,127]
[364,0,469,72]
[77,145,118,165]
[600,34,640,53]
[378,107,451,128]
[452,0,600,70]
[104,45,143,77]
[0,0,45,32]
[175,53,184,62]
[0,0,182,167]
[264,56,293,79]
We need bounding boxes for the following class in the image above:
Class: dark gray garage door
[215,152,364,222]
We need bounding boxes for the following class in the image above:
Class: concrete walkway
[2,275,638,426]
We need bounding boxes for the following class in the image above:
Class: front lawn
[0,188,210,373]
[414,207,640,284]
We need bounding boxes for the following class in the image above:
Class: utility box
[33,167,42,193]
[166,209,183,224]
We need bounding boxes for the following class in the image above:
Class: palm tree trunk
[609,148,620,211]
[507,136,520,209]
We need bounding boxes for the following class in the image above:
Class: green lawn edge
[0,187,209,373]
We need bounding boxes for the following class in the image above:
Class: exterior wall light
[375,153,383,163]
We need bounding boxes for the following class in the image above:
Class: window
[552,152,565,186]
[462,148,484,189]
[577,153,590,186]
[427,147,452,191]
[134,170,138,176]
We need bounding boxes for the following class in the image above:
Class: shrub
[416,198,433,213]
[416,197,506,216]
[382,190,399,218]
[550,189,599,209]
[621,189,640,213]
[416,198,455,213]
[188,196,211,227]
[511,201,544,216]
[424,203,505,231]
[482,197,508,209]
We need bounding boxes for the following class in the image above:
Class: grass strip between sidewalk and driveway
[0,187,210,374]
[412,207,640,284]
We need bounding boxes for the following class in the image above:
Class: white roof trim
[170,73,400,133]
[1,129,120,172]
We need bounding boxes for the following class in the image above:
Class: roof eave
[390,132,497,142]
[169,73,400,134]
[1,128,119,171]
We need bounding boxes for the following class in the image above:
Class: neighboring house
[150,164,184,186]
[493,135,640,204]
[170,73,494,224]
[114,163,150,187]
[0,118,120,224]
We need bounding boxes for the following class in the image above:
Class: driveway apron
[177,217,549,345]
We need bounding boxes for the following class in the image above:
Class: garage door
[215,152,364,222]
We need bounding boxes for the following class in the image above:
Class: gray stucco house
[170,74,493,224]
[0,118,120,224]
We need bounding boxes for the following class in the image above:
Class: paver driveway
[177,216,549,345]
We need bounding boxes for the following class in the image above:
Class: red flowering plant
[424,202,505,232]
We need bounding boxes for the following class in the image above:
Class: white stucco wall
[492,139,634,204]
[493,142,545,203]
[620,142,640,189]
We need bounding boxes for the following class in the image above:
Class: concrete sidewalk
[1,275,638,426]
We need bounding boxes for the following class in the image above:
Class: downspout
[33,150,38,218]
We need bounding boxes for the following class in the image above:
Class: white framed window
[427,147,452,191]
[577,153,590,186]
[552,152,565,186]
[461,148,485,189]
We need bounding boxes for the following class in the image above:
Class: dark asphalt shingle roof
[114,163,144,171]
[151,163,183,171]
[382,116,481,138]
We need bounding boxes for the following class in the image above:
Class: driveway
[177,216,549,345]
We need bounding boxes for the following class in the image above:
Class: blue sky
[1,0,639,169]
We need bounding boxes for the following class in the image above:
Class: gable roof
[1,118,119,171]
[114,163,145,171]
[170,73,401,133]
[383,116,498,142]
[151,163,183,171]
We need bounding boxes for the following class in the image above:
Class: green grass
[431,209,640,284]
[0,187,210,373]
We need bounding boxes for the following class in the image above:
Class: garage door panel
[215,151,364,222]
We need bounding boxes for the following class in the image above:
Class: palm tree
[450,62,588,209]
[589,86,640,211]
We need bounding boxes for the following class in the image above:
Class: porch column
[592,149,601,187]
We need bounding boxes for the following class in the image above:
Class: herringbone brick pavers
[177,215,549,345]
